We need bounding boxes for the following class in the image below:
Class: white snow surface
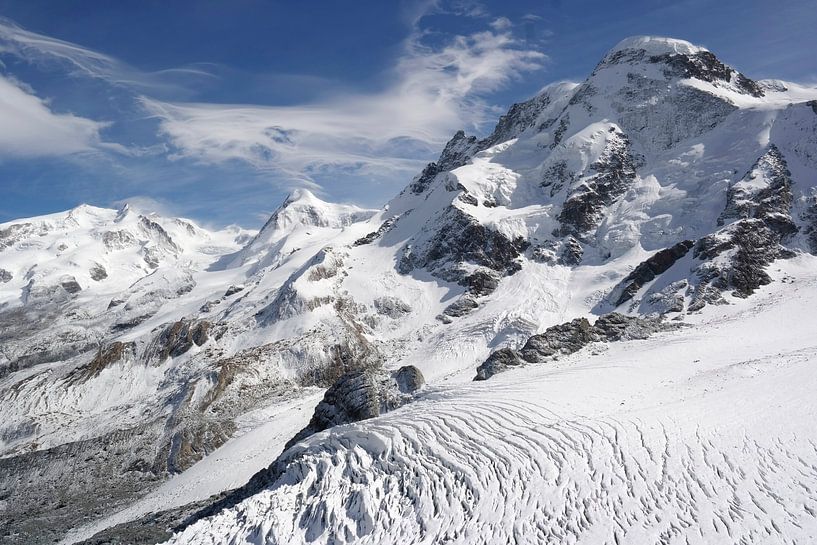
[165,256,817,545]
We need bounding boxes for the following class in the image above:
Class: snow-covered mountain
[2,36,817,545]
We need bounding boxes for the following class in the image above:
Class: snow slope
[166,255,817,545]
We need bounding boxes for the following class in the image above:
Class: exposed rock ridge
[613,240,695,307]
[691,146,797,309]
[475,313,670,380]
[557,130,638,238]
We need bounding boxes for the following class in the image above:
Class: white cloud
[0,74,105,157]
[142,23,545,185]
[0,17,212,95]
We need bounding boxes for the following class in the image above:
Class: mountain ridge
[1,35,817,545]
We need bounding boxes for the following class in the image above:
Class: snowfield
[167,257,817,544]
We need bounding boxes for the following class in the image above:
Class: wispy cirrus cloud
[0,73,105,157]
[0,16,213,96]
[0,3,547,223]
[141,19,545,186]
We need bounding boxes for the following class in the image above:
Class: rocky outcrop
[518,318,599,363]
[354,216,398,246]
[613,240,694,306]
[400,207,528,280]
[0,268,12,283]
[67,341,137,384]
[559,237,584,266]
[145,319,212,364]
[373,296,411,318]
[408,131,479,195]
[803,197,817,254]
[691,146,797,309]
[691,220,794,308]
[223,285,244,297]
[718,146,795,234]
[442,296,479,318]
[481,92,554,148]
[649,51,764,97]
[285,365,425,449]
[463,269,500,297]
[0,222,35,251]
[474,348,523,381]
[60,276,82,294]
[599,41,763,98]
[593,312,668,341]
[475,313,670,380]
[102,229,137,250]
[558,130,638,237]
[89,263,108,281]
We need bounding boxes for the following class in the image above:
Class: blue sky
[0,0,815,227]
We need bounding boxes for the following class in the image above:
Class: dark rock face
[408,131,479,195]
[373,296,411,318]
[438,130,480,171]
[89,264,108,281]
[145,319,212,363]
[803,197,817,254]
[558,131,637,237]
[474,348,522,381]
[559,237,584,266]
[443,296,479,318]
[353,216,398,246]
[0,268,12,283]
[692,147,797,308]
[551,116,570,148]
[394,365,425,393]
[614,240,694,306]
[400,207,528,285]
[693,220,790,305]
[649,51,764,97]
[68,341,137,383]
[481,92,553,148]
[60,277,82,294]
[519,318,599,363]
[568,84,597,113]
[286,365,425,449]
[541,160,574,197]
[464,269,500,296]
[223,285,244,297]
[719,146,795,235]
[408,163,443,195]
[475,313,670,380]
[593,313,667,341]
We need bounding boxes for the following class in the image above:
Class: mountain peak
[607,36,704,58]
[280,187,322,207]
[268,188,374,231]
[590,35,764,99]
